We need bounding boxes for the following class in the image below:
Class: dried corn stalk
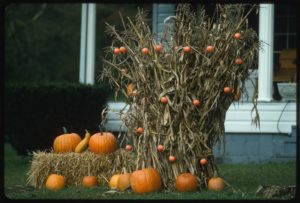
[99,4,260,189]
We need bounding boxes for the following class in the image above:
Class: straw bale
[27,149,134,189]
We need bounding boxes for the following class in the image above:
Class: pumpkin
[53,133,81,153]
[117,173,131,191]
[142,48,150,55]
[183,46,191,53]
[88,132,117,154]
[109,174,121,189]
[208,177,225,191]
[82,176,98,188]
[206,45,214,53]
[45,174,65,191]
[119,46,126,54]
[200,158,208,165]
[175,173,197,192]
[130,168,161,194]
[136,127,144,135]
[192,99,201,107]
[235,58,243,65]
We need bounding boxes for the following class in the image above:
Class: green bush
[4,82,110,155]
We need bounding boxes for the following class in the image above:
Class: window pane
[274,17,287,33]
[288,36,297,49]
[289,17,296,33]
[274,35,287,51]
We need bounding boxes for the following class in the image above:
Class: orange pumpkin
[117,173,131,191]
[130,168,161,194]
[88,132,117,154]
[82,176,98,188]
[45,174,65,191]
[235,58,243,65]
[208,177,225,191]
[53,133,81,153]
[223,86,233,94]
[183,46,191,53]
[109,174,121,189]
[175,173,197,192]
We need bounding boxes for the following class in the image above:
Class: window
[272,4,297,101]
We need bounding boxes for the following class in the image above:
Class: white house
[79,3,297,163]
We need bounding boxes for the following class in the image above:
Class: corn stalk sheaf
[99,4,260,189]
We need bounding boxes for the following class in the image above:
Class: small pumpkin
[175,173,197,192]
[117,173,131,191]
[53,133,81,153]
[109,174,121,189]
[208,177,225,191]
[82,175,98,188]
[130,168,161,194]
[45,174,65,191]
[88,132,117,154]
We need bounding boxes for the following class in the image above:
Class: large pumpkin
[45,174,65,191]
[175,173,197,192]
[208,177,225,191]
[88,132,117,154]
[130,168,161,194]
[53,133,81,153]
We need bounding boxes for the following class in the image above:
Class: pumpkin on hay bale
[99,3,260,190]
[26,149,134,188]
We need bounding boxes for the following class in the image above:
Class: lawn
[4,143,297,200]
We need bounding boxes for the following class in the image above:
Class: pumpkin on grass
[208,176,225,191]
[109,174,121,189]
[175,173,197,192]
[109,173,131,191]
[117,173,131,191]
[130,168,161,194]
[82,176,98,188]
[45,174,65,191]
[88,132,117,154]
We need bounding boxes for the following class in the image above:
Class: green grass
[4,143,296,200]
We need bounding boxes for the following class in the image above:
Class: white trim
[79,4,88,83]
[258,4,274,101]
[85,4,96,85]
[79,3,96,85]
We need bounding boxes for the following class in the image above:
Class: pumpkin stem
[98,124,104,135]
[62,126,67,134]
[85,129,89,134]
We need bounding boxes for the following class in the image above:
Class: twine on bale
[99,3,260,189]
[26,149,135,189]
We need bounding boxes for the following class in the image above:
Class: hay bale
[27,149,135,188]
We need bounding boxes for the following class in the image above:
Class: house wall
[213,128,296,163]
[102,4,297,164]
[103,101,297,163]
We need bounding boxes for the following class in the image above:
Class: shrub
[4,82,110,155]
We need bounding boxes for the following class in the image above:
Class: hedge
[4,82,110,155]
